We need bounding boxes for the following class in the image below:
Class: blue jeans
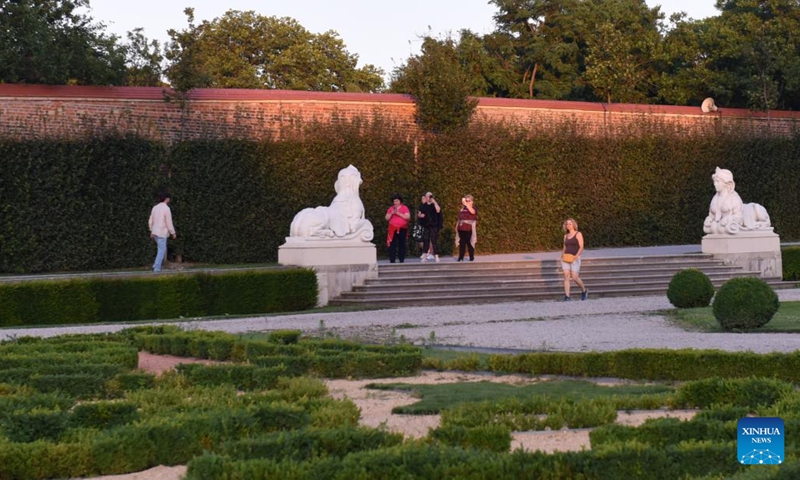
[153,236,167,272]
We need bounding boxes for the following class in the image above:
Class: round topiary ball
[667,268,715,308]
[712,277,779,330]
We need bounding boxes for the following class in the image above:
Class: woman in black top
[561,218,588,301]
[456,195,477,261]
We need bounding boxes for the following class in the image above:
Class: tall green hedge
[2,119,800,273]
[0,136,164,273]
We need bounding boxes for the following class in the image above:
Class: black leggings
[423,226,440,255]
[388,228,407,263]
[457,230,474,261]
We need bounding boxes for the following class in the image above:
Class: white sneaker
[434,255,440,262]
[421,256,427,263]
[427,254,434,261]
[420,254,425,259]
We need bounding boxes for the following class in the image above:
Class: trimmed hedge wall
[783,246,800,280]
[4,121,800,273]
[0,269,317,326]
[486,348,800,382]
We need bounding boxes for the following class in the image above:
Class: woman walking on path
[455,195,477,261]
[385,194,411,263]
[561,218,588,301]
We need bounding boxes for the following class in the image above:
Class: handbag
[412,224,424,242]
[561,253,576,263]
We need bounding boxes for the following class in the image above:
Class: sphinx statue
[289,164,374,242]
[703,167,771,235]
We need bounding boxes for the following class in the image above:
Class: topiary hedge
[485,349,800,382]
[0,268,317,326]
[3,121,800,273]
[666,268,715,308]
[712,277,780,330]
[782,246,800,281]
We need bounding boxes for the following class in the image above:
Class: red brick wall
[2,85,799,142]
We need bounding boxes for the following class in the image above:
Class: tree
[489,0,663,102]
[390,35,478,133]
[0,0,127,85]
[582,0,664,103]
[124,28,163,87]
[659,0,800,110]
[490,0,584,99]
[164,9,384,92]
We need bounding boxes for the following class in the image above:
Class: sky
[89,0,721,80]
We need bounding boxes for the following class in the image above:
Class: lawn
[670,300,800,332]
[366,379,673,414]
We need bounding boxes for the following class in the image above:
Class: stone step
[380,255,718,272]
[354,271,764,291]
[333,277,789,307]
[329,253,787,307]
[371,265,750,283]
[341,274,772,299]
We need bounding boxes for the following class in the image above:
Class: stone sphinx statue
[703,167,771,235]
[288,164,374,242]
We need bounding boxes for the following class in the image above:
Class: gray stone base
[701,231,782,278]
[278,238,378,306]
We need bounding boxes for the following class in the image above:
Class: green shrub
[485,349,800,382]
[694,404,752,422]
[667,268,715,308]
[268,330,302,345]
[0,280,99,326]
[253,355,314,376]
[441,396,617,431]
[713,277,779,330]
[0,269,317,327]
[176,364,286,390]
[1,409,69,442]
[589,418,734,448]
[4,129,800,275]
[429,424,512,453]
[782,247,800,281]
[31,373,111,399]
[69,401,139,429]
[672,377,794,409]
[305,397,361,429]
[220,427,404,461]
[274,377,328,401]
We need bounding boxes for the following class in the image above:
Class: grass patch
[670,301,800,332]
[366,379,674,414]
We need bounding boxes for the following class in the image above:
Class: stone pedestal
[278,238,377,306]
[701,230,782,278]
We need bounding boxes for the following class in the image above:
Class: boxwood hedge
[3,120,800,274]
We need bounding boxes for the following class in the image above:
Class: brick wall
[1,85,799,142]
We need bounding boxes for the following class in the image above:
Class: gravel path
[3,290,800,353]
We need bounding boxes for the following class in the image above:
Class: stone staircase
[330,254,791,307]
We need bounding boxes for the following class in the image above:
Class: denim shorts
[561,257,581,273]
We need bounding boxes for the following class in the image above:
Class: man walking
[148,191,176,272]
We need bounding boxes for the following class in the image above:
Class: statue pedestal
[701,230,782,278]
[278,238,377,306]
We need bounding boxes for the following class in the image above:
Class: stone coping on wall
[3,84,800,120]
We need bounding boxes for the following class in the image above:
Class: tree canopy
[0,0,127,85]
[164,9,384,92]
[390,34,479,133]
[6,0,800,110]
[390,0,800,110]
